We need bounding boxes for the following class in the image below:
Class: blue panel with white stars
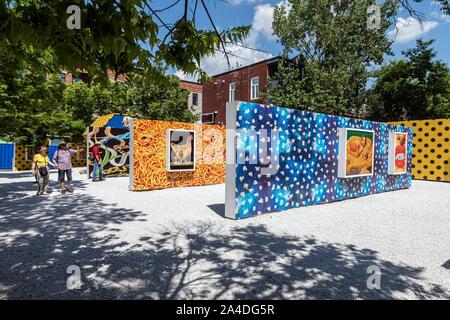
[234,102,413,219]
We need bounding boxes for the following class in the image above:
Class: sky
[155,0,450,80]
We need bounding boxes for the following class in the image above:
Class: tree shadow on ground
[0,180,448,299]
[0,169,78,180]
[0,171,35,179]
[0,177,86,201]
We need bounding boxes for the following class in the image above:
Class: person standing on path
[92,141,105,182]
[52,141,84,194]
[31,146,57,196]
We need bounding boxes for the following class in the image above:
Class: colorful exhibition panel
[225,101,413,220]
[14,142,85,171]
[129,119,226,191]
[389,119,450,182]
[90,113,135,129]
[87,127,131,177]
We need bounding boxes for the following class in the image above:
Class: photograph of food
[345,129,374,177]
[167,130,195,171]
[394,132,407,173]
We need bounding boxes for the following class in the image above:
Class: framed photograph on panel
[166,129,196,172]
[338,128,375,178]
[388,131,407,175]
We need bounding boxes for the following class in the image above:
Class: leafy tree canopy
[0,49,197,145]
[0,0,250,81]
[0,66,80,145]
[369,39,450,121]
[266,0,396,115]
[265,0,450,118]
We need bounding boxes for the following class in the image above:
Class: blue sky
[155,0,450,79]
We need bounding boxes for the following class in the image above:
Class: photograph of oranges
[345,130,374,177]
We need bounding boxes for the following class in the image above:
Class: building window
[192,93,199,106]
[201,113,215,124]
[229,82,236,102]
[250,76,259,100]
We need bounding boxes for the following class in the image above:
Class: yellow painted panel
[14,142,86,171]
[90,114,115,127]
[389,119,450,182]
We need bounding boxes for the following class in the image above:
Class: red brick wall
[65,72,72,84]
[61,70,93,84]
[202,61,268,125]
[179,80,202,93]
[107,69,127,81]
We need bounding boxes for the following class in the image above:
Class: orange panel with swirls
[132,119,226,190]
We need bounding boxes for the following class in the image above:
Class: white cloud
[176,2,283,79]
[228,0,263,5]
[246,3,276,44]
[440,13,450,23]
[431,0,441,7]
[175,44,272,80]
[388,17,439,44]
[202,45,272,75]
[174,70,199,82]
[242,1,290,46]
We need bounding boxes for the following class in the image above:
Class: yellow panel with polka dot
[389,119,450,182]
[14,143,87,171]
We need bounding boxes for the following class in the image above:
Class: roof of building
[179,79,202,85]
[210,56,281,78]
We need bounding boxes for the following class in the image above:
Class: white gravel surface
[0,168,449,299]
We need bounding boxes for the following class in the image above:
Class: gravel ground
[0,168,449,300]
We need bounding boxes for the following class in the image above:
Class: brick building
[201,56,285,125]
[179,80,203,120]
[59,70,92,84]
[59,69,127,85]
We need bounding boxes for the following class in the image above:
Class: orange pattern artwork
[132,119,226,190]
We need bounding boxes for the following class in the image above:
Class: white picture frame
[166,129,196,172]
[388,131,408,175]
[338,128,375,178]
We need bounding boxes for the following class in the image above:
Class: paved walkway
[0,168,449,299]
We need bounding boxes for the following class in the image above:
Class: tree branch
[200,0,230,67]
